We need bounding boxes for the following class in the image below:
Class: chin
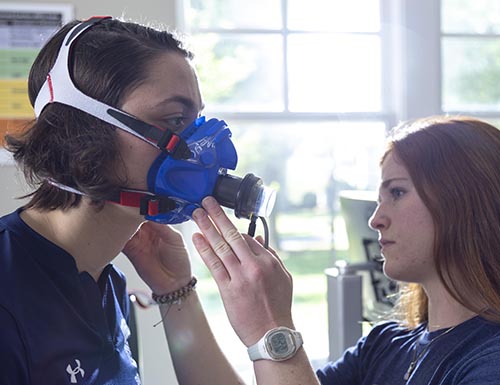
[382,261,405,282]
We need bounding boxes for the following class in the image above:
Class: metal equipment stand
[325,261,380,362]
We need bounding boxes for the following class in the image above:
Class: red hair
[383,116,500,327]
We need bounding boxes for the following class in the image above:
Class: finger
[192,206,242,269]
[254,235,265,245]
[192,232,230,284]
[201,196,253,259]
[123,223,149,258]
[141,221,182,245]
[251,235,281,261]
[244,234,267,254]
[244,234,291,278]
[254,235,279,256]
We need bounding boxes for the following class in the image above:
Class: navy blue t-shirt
[317,315,500,384]
[0,209,140,385]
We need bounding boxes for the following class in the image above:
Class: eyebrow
[154,95,205,112]
[380,177,409,189]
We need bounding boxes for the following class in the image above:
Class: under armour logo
[66,359,85,383]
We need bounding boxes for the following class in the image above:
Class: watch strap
[248,335,271,360]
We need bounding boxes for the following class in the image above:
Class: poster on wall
[0,3,74,139]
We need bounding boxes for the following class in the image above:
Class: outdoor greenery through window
[441,0,500,113]
[178,0,500,380]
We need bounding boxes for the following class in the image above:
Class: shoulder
[456,317,500,355]
[449,336,500,384]
[0,209,18,243]
[105,264,130,314]
[440,318,500,384]
[0,208,25,230]
[452,316,500,345]
[0,210,31,300]
[0,303,30,383]
[364,319,423,346]
[0,209,36,261]
[108,264,128,290]
[316,320,421,384]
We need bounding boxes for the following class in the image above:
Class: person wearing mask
[0,16,249,385]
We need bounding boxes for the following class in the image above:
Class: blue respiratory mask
[146,116,276,224]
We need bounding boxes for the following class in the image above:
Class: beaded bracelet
[151,277,197,305]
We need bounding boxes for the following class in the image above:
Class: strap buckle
[115,190,176,216]
[139,195,176,216]
[156,131,191,159]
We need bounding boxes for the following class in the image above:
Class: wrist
[247,326,303,362]
[152,276,197,305]
[246,319,295,346]
[150,275,193,296]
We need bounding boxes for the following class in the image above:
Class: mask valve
[214,173,276,219]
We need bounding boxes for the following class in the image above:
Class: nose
[368,203,387,231]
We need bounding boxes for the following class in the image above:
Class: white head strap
[33,16,190,158]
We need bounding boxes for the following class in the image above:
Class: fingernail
[192,208,205,220]
[202,196,216,207]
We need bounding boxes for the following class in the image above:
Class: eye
[164,116,187,133]
[389,187,406,200]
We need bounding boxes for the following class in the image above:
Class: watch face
[270,332,290,355]
[267,330,295,359]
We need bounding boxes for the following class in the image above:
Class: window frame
[177,0,390,126]
[176,0,500,124]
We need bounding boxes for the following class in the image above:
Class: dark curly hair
[5,18,192,210]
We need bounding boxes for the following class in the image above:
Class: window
[442,0,500,114]
[179,1,386,377]
[176,0,500,379]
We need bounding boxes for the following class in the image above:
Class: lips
[379,239,395,251]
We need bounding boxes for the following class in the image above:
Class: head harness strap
[33,16,190,158]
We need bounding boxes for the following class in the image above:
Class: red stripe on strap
[47,74,54,102]
[147,200,159,216]
[119,191,143,207]
[166,135,180,152]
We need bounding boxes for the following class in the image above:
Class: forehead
[124,52,202,111]
[145,52,197,85]
[381,151,411,182]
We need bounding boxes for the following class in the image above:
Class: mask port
[213,173,276,219]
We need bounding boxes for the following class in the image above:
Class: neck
[424,281,477,331]
[21,200,143,280]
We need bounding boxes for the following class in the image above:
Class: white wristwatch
[247,327,303,361]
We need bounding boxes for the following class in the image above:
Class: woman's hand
[192,196,294,347]
[123,221,192,294]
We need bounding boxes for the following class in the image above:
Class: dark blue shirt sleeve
[0,304,30,385]
[316,321,406,385]
[316,337,366,385]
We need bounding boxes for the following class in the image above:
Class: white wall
[0,153,29,213]
[0,1,183,384]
